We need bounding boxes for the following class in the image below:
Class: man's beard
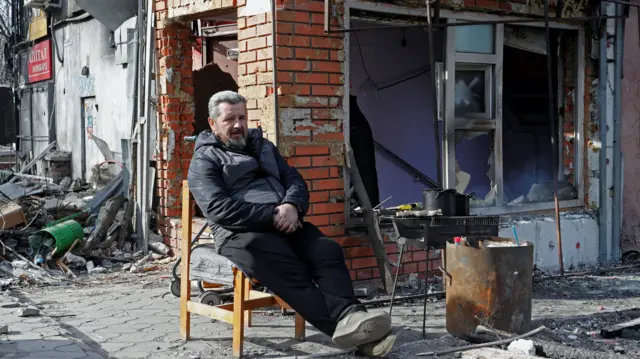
[214,129,248,150]
[225,136,247,150]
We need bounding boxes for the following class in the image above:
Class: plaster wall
[51,18,133,179]
[500,213,599,270]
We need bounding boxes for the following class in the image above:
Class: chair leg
[232,270,246,358]
[294,313,306,341]
[244,276,252,328]
[180,181,193,341]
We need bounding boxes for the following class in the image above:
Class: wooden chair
[180,180,306,358]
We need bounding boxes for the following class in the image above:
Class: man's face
[209,102,248,150]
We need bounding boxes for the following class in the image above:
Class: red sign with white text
[28,39,52,83]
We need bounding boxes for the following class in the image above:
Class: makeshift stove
[377,210,502,337]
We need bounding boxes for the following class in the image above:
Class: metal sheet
[75,0,137,31]
[445,240,534,339]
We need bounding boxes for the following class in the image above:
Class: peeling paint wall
[500,212,599,270]
[52,18,132,179]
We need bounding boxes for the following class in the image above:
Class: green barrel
[36,220,84,253]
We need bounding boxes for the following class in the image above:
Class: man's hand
[274,203,300,234]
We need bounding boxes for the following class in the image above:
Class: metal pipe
[425,0,442,187]
[141,0,155,254]
[598,9,609,265]
[362,291,445,307]
[134,0,145,251]
[271,0,279,145]
[324,0,330,33]
[373,140,438,188]
[133,0,144,251]
[543,0,564,275]
[324,15,627,34]
[611,3,624,262]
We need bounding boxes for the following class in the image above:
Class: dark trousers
[219,222,362,336]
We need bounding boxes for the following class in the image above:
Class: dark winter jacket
[187,127,310,252]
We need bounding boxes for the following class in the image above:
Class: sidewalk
[2,269,640,358]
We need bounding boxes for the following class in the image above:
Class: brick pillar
[237,5,277,138]
[155,4,196,248]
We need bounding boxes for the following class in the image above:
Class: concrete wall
[500,213,599,270]
[52,18,133,180]
[621,7,640,255]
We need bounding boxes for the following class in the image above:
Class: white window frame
[343,0,586,223]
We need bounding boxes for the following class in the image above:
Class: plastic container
[36,219,84,253]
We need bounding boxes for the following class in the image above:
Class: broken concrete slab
[16,307,40,317]
[462,347,540,359]
[0,323,8,334]
[601,317,640,338]
[507,339,536,355]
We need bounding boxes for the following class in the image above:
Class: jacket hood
[194,127,263,152]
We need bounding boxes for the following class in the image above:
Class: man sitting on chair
[188,91,395,356]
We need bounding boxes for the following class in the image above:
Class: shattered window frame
[341,4,586,228]
[443,17,586,216]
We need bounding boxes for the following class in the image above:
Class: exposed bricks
[154,1,196,242]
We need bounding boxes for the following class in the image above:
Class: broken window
[346,19,445,219]
[344,13,585,224]
[444,22,583,212]
[502,30,579,205]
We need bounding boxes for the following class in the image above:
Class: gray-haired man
[187,91,396,356]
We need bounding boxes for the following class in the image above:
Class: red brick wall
[155,1,197,247]
[155,0,590,284]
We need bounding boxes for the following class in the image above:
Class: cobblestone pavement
[1,269,640,359]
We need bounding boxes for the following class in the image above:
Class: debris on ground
[16,306,39,317]
[0,152,175,290]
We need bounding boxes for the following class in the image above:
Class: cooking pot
[422,188,457,216]
[455,192,475,216]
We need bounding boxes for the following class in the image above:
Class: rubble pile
[0,165,173,290]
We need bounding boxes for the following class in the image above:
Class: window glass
[455,24,495,54]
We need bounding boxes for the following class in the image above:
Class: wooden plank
[217,295,277,311]
[232,270,246,358]
[180,180,192,340]
[345,143,394,292]
[187,301,234,324]
[601,317,640,338]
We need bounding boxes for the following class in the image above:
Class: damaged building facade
[10,0,148,182]
[152,0,630,280]
[4,0,635,283]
